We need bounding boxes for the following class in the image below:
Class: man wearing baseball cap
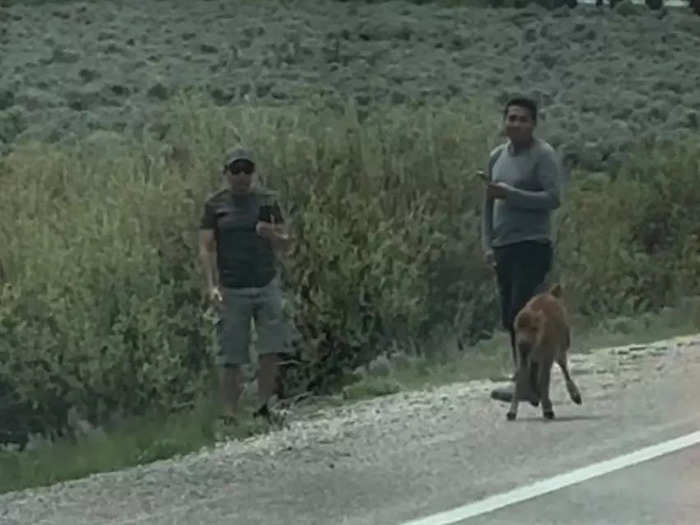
[198,148,293,423]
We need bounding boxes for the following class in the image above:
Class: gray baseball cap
[224,148,255,169]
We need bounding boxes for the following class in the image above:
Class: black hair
[504,97,538,122]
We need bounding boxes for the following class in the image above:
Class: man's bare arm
[198,229,218,290]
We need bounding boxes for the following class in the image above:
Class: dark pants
[493,241,553,368]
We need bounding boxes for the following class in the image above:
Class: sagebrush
[1,94,698,443]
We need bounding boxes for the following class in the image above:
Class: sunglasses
[227,161,255,175]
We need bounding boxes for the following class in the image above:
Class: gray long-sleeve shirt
[481,138,562,254]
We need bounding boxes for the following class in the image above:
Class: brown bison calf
[507,284,582,421]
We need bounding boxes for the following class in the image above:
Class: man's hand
[208,285,223,309]
[256,221,289,242]
[486,182,510,200]
[484,250,496,268]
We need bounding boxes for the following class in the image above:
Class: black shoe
[253,402,270,419]
[490,383,540,407]
[253,402,285,425]
[491,384,514,403]
[217,414,237,424]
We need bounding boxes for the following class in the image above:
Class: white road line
[399,430,700,525]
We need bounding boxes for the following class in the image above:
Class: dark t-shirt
[200,187,284,289]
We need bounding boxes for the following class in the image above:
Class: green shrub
[156,95,503,393]
[0,138,217,443]
[1,94,699,442]
[554,139,700,315]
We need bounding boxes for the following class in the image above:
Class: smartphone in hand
[258,204,283,223]
[258,204,289,240]
[258,204,273,223]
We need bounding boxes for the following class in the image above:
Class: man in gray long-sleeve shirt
[481,97,563,404]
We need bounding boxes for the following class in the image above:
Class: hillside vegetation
[1,0,699,444]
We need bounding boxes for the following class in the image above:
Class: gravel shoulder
[2,334,699,525]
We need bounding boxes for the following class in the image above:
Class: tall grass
[1,94,699,448]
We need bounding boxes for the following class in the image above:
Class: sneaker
[490,383,540,406]
[490,384,515,403]
[253,402,270,420]
[253,402,285,426]
[218,409,239,421]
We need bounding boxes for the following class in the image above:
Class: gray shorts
[217,276,292,366]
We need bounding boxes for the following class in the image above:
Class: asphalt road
[458,443,700,525]
[1,336,699,525]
